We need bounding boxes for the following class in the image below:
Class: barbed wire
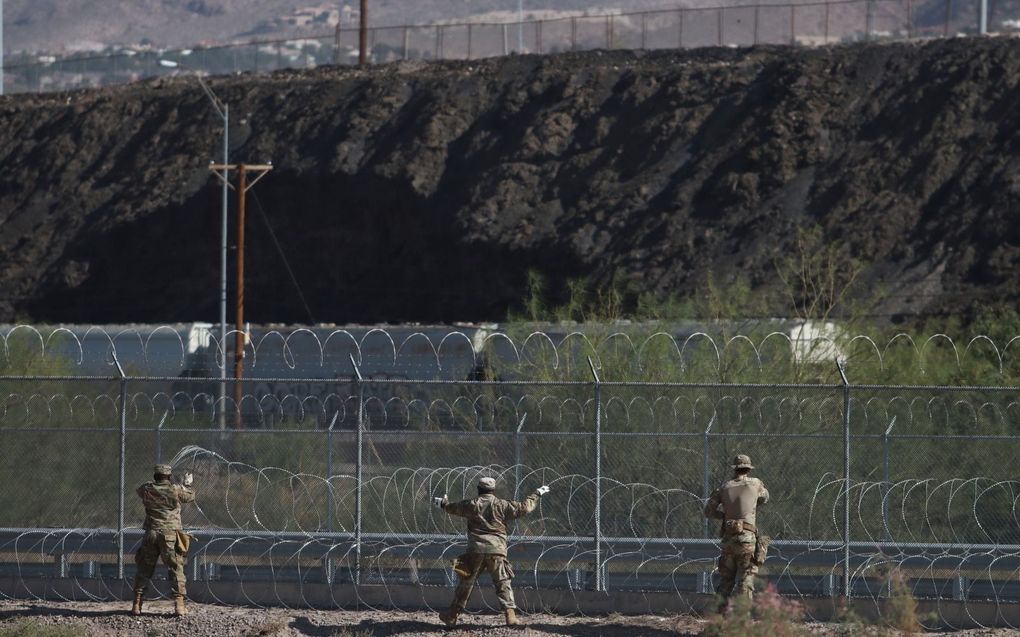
[3,324,1020,380]
[2,444,1019,628]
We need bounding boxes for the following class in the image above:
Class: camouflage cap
[731,454,754,470]
[154,464,173,476]
[477,477,497,490]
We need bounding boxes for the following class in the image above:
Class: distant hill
[4,0,683,53]
[1,39,1019,325]
[6,0,1017,54]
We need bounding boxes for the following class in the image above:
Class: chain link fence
[2,0,1014,95]
[1,363,1019,623]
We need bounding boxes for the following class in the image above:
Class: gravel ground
[0,600,1016,637]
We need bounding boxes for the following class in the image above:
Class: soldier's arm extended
[703,489,724,519]
[508,491,542,519]
[441,498,473,518]
[757,480,770,505]
[174,484,196,504]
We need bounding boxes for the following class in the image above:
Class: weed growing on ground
[699,584,813,637]
[881,568,921,635]
[0,622,86,637]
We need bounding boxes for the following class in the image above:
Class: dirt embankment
[0,39,1018,325]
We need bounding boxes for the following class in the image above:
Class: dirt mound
[0,39,1018,325]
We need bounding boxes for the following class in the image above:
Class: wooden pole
[209,163,272,429]
[234,164,247,428]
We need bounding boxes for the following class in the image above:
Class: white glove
[433,495,447,508]
[183,473,194,487]
[536,485,550,496]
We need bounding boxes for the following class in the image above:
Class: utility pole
[209,163,273,427]
[359,0,368,65]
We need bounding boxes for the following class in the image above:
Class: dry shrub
[881,568,921,635]
[699,584,812,637]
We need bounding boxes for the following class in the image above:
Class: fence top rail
[1,373,1019,393]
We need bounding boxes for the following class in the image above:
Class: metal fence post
[588,357,603,592]
[113,354,128,581]
[514,414,525,498]
[883,416,895,539]
[679,9,685,47]
[825,3,830,43]
[403,27,410,60]
[702,414,716,538]
[154,411,167,464]
[837,358,851,598]
[340,22,348,64]
[351,354,365,586]
[790,5,796,45]
[503,24,510,55]
[718,8,724,46]
[326,411,338,534]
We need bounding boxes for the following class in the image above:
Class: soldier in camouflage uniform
[433,476,550,628]
[131,464,196,617]
[703,454,770,610]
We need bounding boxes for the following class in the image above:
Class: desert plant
[881,568,921,635]
[700,584,813,637]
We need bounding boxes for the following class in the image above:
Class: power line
[249,190,316,325]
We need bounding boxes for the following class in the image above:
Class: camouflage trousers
[716,532,757,602]
[448,553,516,612]
[132,530,187,596]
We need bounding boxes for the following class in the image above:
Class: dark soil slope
[1,39,1018,324]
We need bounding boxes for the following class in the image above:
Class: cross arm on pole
[207,165,237,190]
[209,164,273,192]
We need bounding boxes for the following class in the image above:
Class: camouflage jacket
[442,492,541,555]
[137,479,195,531]
[703,475,769,531]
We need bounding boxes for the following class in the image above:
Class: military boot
[504,608,520,626]
[173,595,187,617]
[130,593,144,616]
[438,609,458,627]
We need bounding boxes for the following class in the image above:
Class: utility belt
[721,519,756,536]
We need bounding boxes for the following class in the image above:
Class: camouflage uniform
[703,454,769,605]
[437,477,545,627]
[132,465,195,600]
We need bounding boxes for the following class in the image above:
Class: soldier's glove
[183,472,194,487]
[433,495,447,508]
[536,485,550,496]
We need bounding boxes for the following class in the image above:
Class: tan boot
[174,595,187,617]
[438,609,458,627]
[505,608,520,626]
[130,593,143,616]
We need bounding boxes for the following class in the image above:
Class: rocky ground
[1,39,1019,325]
[0,601,1016,637]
